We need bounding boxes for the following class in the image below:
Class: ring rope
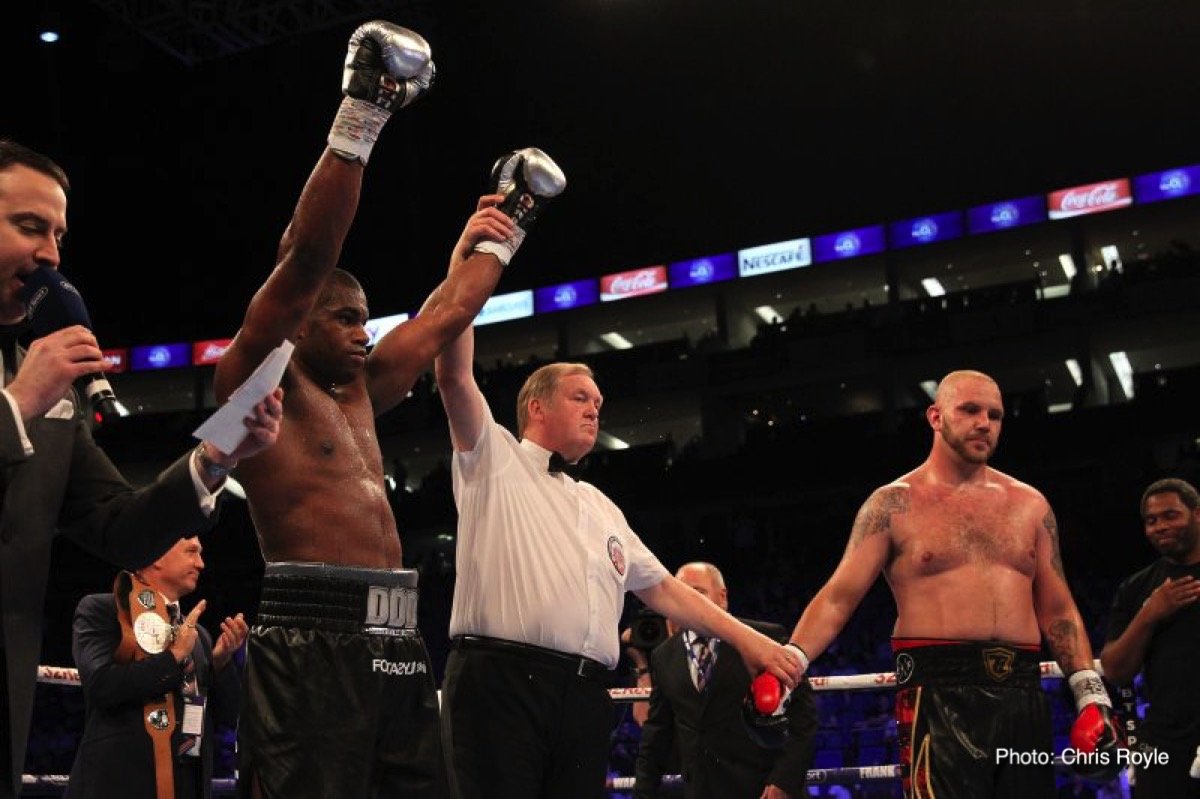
[26,659,1104,794]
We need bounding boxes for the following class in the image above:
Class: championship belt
[114,571,178,799]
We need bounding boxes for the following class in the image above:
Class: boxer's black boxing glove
[473,148,566,266]
[1068,670,1123,782]
[328,21,435,164]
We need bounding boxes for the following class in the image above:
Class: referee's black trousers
[440,640,616,799]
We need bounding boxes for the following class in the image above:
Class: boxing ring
[25,660,1104,796]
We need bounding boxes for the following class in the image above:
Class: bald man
[784,370,1116,798]
[635,563,816,799]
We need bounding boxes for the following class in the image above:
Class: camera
[627,609,668,651]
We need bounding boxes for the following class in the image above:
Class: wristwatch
[194,442,233,480]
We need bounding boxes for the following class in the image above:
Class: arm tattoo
[848,487,908,549]
[1047,618,1082,669]
[1042,509,1065,578]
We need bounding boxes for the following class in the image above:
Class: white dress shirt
[449,401,668,668]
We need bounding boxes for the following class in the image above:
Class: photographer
[622,610,674,727]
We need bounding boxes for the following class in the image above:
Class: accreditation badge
[133,612,173,654]
[179,696,206,758]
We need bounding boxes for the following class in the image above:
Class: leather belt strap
[114,571,177,799]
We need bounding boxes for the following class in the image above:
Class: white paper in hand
[192,340,294,454]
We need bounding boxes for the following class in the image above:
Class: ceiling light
[754,305,782,324]
[1057,254,1077,280]
[599,332,633,350]
[1108,351,1135,399]
[597,430,629,450]
[921,278,946,297]
[1064,359,1083,387]
[1099,244,1122,271]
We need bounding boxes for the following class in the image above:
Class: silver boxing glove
[474,148,567,266]
[328,21,435,165]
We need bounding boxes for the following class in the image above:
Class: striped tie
[692,636,714,692]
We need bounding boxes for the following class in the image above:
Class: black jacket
[65,593,240,799]
[1,340,216,799]
[635,624,817,799]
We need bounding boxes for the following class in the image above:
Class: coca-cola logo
[1060,183,1120,210]
[601,267,667,300]
[193,339,233,365]
[103,353,123,368]
[1049,179,1131,219]
[610,271,659,292]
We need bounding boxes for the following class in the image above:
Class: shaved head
[934,370,999,407]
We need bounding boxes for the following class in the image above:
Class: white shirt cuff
[1,388,34,456]
[188,448,223,516]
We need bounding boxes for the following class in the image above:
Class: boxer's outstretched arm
[788,484,898,667]
[1032,503,1096,675]
[367,197,512,414]
[435,326,486,453]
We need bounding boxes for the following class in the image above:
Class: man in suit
[66,535,248,799]
[0,139,282,799]
[634,563,817,799]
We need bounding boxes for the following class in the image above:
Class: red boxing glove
[751,672,783,715]
[1070,703,1119,753]
[1068,703,1123,782]
[743,672,794,748]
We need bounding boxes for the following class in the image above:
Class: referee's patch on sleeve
[607,535,626,576]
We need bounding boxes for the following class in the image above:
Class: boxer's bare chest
[890,485,1037,577]
[238,377,400,560]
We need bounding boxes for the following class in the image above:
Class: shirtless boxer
[213,21,563,799]
[784,370,1119,798]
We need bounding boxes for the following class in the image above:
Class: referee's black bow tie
[547,452,581,475]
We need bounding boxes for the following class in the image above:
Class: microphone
[18,266,129,423]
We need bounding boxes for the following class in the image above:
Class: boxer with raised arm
[212,21,563,799]
[783,370,1118,798]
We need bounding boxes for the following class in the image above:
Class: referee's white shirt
[449,402,668,668]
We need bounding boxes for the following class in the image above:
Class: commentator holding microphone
[20,263,127,422]
[0,139,284,799]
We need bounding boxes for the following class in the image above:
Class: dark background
[5,1,1198,345]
